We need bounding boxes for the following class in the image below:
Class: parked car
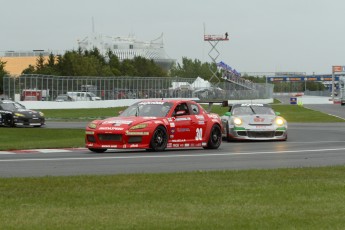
[85,99,222,152]
[0,99,45,127]
[221,103,287,141]
[55,94,74,102]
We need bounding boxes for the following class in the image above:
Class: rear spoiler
[194,100,229,112]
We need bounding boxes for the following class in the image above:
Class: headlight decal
[14,113,25,117]
[130,123,148,130]
[88,123,97,129]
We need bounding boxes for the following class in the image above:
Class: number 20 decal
[195,128,203,140]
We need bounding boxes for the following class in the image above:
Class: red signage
[333,66,345,72]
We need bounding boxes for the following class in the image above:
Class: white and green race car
[221,103,287,141]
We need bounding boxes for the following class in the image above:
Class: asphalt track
[1,103,345,177]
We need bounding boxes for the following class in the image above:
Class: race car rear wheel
[88,148,107,153]
[204,124,222,149]
[149,126,168,151]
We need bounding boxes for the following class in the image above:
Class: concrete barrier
[19,98,200,110]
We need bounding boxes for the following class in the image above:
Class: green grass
[41,107,127,120]
[42,104,345,123]
[1,104,345,229]
[1,166,345,229]
[1,104,343,150]
[0,128,84,150]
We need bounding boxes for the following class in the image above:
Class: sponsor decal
[144,117,157,119]
[103,120,133,125]
[85,131,95,135]
[180,144,184,147]
[171,128,176,134]
[170,122,175,127]
[173,144,179,147]
[198,121,205,125]
[195,115,205,120]
[177,128,190,132]
[167,143,172,148]
[170,135,174,138]
[185,143,190,147]
[175,117,191,121]
[208,114,219,119]
[130,144,139,148]
[171,139,186,142]
[139,101,165,105]
[201,142,207,146]
[126,131,150,136]
[101,145,118,148]
[99,127,124,131]
[254,117,265,122]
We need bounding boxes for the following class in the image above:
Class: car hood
[235,115,276,125]
[14,109,44,117]
[97,116,161,128]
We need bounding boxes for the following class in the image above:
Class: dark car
[0,100,45,127]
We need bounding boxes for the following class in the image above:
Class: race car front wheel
[149,126,168,151]
[204,124,222,149]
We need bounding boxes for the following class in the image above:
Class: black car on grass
[0,100,45,127]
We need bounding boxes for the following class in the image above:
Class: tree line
[0,48,325,94]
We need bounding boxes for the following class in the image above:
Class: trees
[0,59,9,94]
[169,57,217,81]
[20,48,168,77]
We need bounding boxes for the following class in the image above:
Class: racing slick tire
[3,114,15,127]
[148,126,168,152]
[88,148,107,153]
[204,124,222,149]
[225,122,233,142]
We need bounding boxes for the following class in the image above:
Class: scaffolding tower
[204,33,229,84]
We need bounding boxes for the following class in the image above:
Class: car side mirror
[275,112,280,116]
[224,111,232,116]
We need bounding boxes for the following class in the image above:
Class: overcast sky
[1,0,345,75]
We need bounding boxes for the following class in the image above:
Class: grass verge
[0,128,84,150]
[41,104,345,123]
[0,166,345,229]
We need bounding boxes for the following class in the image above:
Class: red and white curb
[0,148,87,155]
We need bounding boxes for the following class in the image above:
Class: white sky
[1,0,345,75]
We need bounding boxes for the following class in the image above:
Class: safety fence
[3,74,273,101]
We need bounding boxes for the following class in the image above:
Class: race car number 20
[195,128,203,140]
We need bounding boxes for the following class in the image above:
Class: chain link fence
[3,74,273,102]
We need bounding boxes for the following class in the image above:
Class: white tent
[191,77,211,89]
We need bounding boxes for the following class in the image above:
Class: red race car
[85,99,222,152]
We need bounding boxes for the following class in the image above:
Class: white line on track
[0,147,345,162]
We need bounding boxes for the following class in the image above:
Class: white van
[66,92,101,101]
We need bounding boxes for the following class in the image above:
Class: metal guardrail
[3,74,273,102]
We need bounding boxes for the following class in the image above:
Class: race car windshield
[119,102,173,117]
[0,102,25,111]
[233,106,275,115]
